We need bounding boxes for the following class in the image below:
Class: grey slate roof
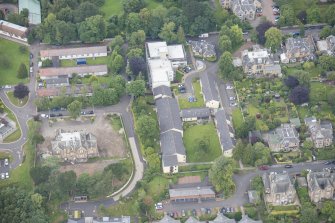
[307,171,335,192]
[162,154,179,167]
[215,110,235,151]
[161,131,186,156]
[180,107,211,119]
[45,76,69,86]
[200,72,219,103]
[169,186,215,198]
[185,217,202,223]
[156,98,183,133]
[239,215,262,223]
[153,85,172,99]
[210,214,236,223]
[155,215,180,223]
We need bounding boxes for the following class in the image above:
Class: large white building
[146,41,187,89]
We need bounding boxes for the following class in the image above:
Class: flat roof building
[169,186,215,202]
[0,20,28,42]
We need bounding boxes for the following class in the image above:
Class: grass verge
[6,91,28,107]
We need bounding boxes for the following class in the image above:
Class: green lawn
[100,0,123,17]
[147,176,169,200]
[6,91,28,107]
[144,0,161,9]
[0,39,29,85]
[60,57,109,67]
[178,81,205,109]
[183,123,222,162]
[232,108,244,129]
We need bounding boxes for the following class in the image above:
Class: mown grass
[6,91,28,107]
[178,81,205,109]
[1,99,22,142]
[0,39,29,85]
[60,57,109,67]
[183,123,222,162]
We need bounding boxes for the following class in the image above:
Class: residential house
[189,40,216,60]
[304,117,333,148]
[51,129,99,162]
[154,215,180,223]
[156,97,185,173]
[19,0,41,24]
[215,109,235,157]
[0,20,28,42]
[263,124,300,152]
[307,170,335,203]
[180,108,211,122]
[0,116,17,142]
[284,36,316,63]
[241,45,281,77]
[210,214,236,223]
[40,46,108,61]
[221,0,261,20]
[146,42,187,89]
[169,186,215,202]
[262,172,298,206]
[239,215,262,223]
[160,131,186,173]
[45,76,70,87]
[37,85,93,98]
[317,35,335,56]
[153,85,172,100]
[39,65,108,79]
[185,217,204,223]
[200,72,220,109]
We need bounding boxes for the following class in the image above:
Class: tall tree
[13,83,29,99]
[256,21,273,45]
[17,63,28,79]
[159,22,177,44]
[129,30,146,49]
[176,26,186,44]
[307,7,321,24]
[67,100,82,119]
[74,2,100,23]
[325,5,335,26]
[209,156,235,195]
[129,57,146,76]
[265,27,282,52]
[78,15,106,43]
[289,86,309,105]
[122,0,145,14]
[219,51,235,80]
[279,5,296,26]
[218,35,232,52]
[136,115,159,147]
[126,80,146,97]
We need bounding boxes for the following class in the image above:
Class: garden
[59,56,109,67]
[183,122,222,163]
[234,78,298,132]
[0,39,29,85]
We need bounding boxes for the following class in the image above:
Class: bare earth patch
[38,114,127,162]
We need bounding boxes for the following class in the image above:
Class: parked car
[40,114,48,118]
[81,111,86,115]
[4,159,8,166]
[229,97,236,101]
[58,113,63,117]
[258,165,269,170]
[220,207,226,213]
[1,173,4,180]
[226,85,234,90]
[5,172,9,179]
[181,210,186,217]
[155,203,163,210]
[324,161,332,165]
[230,102,237,107]
[284,164,293,168]
[50,114,56,117]
[88,111,94,114]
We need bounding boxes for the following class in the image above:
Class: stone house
[263,172,299,206]
[221,0,261,20]
[263,124,300,152]
[283,36,316,63]
[241,45,281,77]
[304,117,333,148]
[307,170,335,203]
[51,129,99,162]
[317,35,335,56]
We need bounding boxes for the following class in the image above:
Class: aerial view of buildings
[1,0,335,222]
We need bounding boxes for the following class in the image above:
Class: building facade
[284,36,316,63]
[0,20,28,42]
[264,124,300,152]
[307,170,335,203]
[304,117,333,148]
[40,46,108,61]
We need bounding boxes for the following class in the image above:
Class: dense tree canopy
[14,83,29,99]
[284,76,299,89]
[265,27,282,52]
[126,80,146,97]
[289,85,309,105]
[256,21,273,45]
[67,100,82,119]
[209,156,235,195]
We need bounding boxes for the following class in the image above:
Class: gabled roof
[45,77,69,86]
[238,215,262,223]
[200,72,219,102]
[160,131,186,156]
[156,98,183,133]
[0,20,27,37]
[307,171,335,192]
[153,85,172,99]
[39,65,108,78]
[162,154,179,167]
[180,107,211,119]
[155,215,180,223]
[286,36,315,55]
[210,213,236,223]
[215,110,235,151]
[185,216,203,223]
[40,46,107,58]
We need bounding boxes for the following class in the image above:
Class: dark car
[284,164,293,168]
[258,165,269,170]
[220,207,226,213]
[58,113,63,117]
[88,111,94,114]
[50,114,56,117]
[324,161,332,165]
[331,160,335,164]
